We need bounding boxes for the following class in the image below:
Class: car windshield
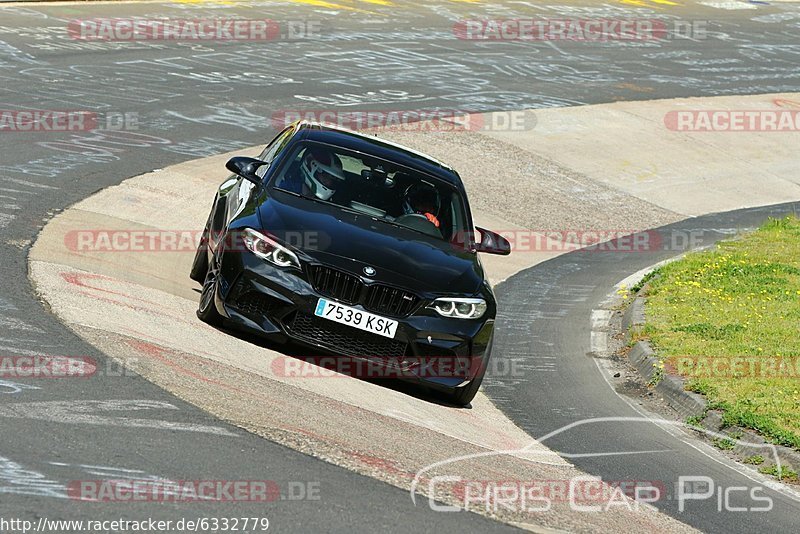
[272,141,470,243]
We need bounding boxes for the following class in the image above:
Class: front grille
[307,265,361,304]
[307,265,420,317]
[364,284,419,317]
[286,312,408,361]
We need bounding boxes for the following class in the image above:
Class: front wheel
[196,255,223,326]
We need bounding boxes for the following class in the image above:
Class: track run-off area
[2,1,800,532]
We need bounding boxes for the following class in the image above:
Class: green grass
[713,438,736,451]
[632,269,659,294]
[686,414,705,428]
[758,464,798,482]
[643,216,800,451]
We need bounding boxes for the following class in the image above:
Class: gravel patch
[374,129,683,232]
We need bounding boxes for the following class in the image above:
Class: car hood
[257,192,484,295]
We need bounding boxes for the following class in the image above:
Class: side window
[273,144,307,191]
[259,126,294,163]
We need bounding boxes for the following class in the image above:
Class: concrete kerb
[624,298,707,419]
[612,264,800,477]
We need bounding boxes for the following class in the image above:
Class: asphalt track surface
[1,1,800,532]
[489,203,800,533]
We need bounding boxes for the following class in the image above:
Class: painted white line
[590,330,608,355]
[590,309,613,329]
[0,400,238,436]
[0,380,40,395]
[0,454,67,499]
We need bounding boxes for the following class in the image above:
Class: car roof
[292,121,463,187]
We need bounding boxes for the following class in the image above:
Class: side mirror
[226,157,267,185]
[474,226,511,255]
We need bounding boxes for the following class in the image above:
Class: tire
[189,226,210,283]
[196,255,223,326]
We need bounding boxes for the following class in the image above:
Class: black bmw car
[190,121,510,405]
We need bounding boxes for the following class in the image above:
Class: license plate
[314,298,398,339]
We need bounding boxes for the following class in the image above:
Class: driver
[402,183,441,228]
[282,147,346,201]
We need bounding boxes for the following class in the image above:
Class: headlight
[241,228,301,269]
[430,298,487,319]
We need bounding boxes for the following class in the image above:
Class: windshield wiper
[275,188,331,208]
[371,217,446,242]
[277,188,378,217]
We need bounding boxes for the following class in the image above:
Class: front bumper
[212,249,494,389]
